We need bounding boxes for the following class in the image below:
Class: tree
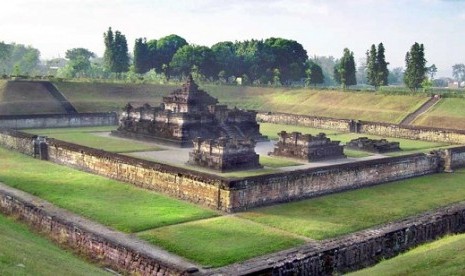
[103,27,129,73]
[63,48,95,77]
[366,43,389,89]
[334,48,357,89]
[156,35,188,73]
[452,63,465,88]
[403,42,427,91]
[427,64,437,80]
[388,67,404,85]
[169,45,215,79]
[305,60,324,86]
[211,41,240,80]
[264,38,308,83]
[133,38,150,74]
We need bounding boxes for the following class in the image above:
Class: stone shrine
[271,131,346,161]
[113,75,266,147]
[346,137,401,153]
[188,137,262,172]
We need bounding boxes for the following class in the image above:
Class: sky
[1,0,465,77]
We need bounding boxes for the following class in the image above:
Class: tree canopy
[0,42,40,75]
[366,43,389,89]
[103,27,129,73]
[452,63,465,87]
[334,48,357,89]
[403,42,427,91]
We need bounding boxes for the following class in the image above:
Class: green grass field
[24,126,162,153]
[2,144,465,267]
[0,214,109,275]
[259,122,448,157]
[138,216,304,267]
[350,234,465,276]
[414,98,465,130]
[238,169,465,240]
[0,147,217,232]
[53,81,430,124]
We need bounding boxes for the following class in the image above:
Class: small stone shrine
[113,75,266,147]
[346,137,401,153]
[271,131,346,161]
[188,137,262,172]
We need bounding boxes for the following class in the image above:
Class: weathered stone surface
[2,129,465,213]
[0,183,200,276]
[115,76,265,146]
[0,112,117,129]
[188,137,261,172]
[210,202,465,275]
[257,111,465,144]
[346,137,401,153]
[271,131,346,161]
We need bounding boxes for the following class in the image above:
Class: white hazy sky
[1,0,464,77]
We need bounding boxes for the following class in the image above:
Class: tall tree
[334,48,357,89]
[156,35,188,73]
[103,27,129,73]
[376,43,389,86]
[63,48,95,77]
[169,45,215,78]
[403,42,427,91]
[452,63,465,87]
[366,43,389,89]
[305,60,324,86]
[133,38,150,74]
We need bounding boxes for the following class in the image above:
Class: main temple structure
[113,76,266,147]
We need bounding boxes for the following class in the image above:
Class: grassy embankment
[0,214,110,275]
[55,81,429,124]
[414,98,465,130]
[2,145,465,267]
[350,233,465,276]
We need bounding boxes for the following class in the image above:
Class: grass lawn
[0,214,109,276]
[0,147,217,232]
[238,169,465,240]
[259,155,303,168]
[350,234,465,276]
[414,98,465,130]
[24,126,162,153]
[259,122,447,157]
[138,216,304,268]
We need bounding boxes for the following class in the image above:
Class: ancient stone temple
[346,137,401,153]
[271,131,346,161]
[188,137,262,172]
[113,75,266,146]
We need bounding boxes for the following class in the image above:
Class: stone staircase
[399,95,441,126]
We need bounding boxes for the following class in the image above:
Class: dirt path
[399,95,441,126]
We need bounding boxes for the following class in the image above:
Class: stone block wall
[2,129,465,213]
[257,111,465,144]
[0,112,117,129]
[0,184,199,275]
[257,112,351,132]
[227,153,441,211]
[214,202,465,275]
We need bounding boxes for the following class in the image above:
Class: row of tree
[0,42,40,75]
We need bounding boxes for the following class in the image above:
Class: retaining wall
[0,112,117,129]
[0,183,200,275]
[213,202,465,275]
[257,112,465,144]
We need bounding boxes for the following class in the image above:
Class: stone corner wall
[0,184,200,276]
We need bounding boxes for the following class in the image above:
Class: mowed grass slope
[54,81,429,123]
[55,81,174,112]
[350,234,465,276]
[414,98,465,130]
[0,147,217,232]
[0,214,110,275]
[238,169,465,240]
